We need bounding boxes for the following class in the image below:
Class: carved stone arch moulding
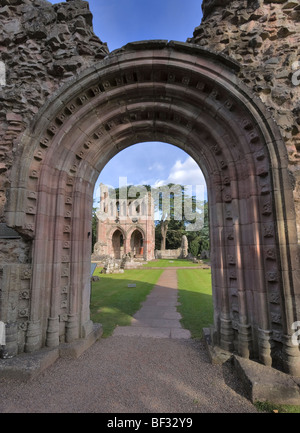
[6,41,300,375]
[126,226,146,239]
[107,226,127,241]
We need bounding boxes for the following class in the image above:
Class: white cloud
[148,162,164,172]
[154,157,206,188]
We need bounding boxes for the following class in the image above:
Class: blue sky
[47,1,205,200]
[57,0,203,52]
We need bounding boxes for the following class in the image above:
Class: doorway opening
[90,141,213,340]
[92,141,209,263]
[9,42,299,374]
[130,229,144,258]
[112,229,124,259]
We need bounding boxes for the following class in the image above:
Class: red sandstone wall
[0,0,108,221]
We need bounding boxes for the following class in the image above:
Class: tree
[186,201,210,257]
[165,219,185,249]
[152,184,207,252]
[152,184,188,250]
[190,236,201,257]
[91,206,98,252]
[155,218,185,250]
[94,182,210,255]
[160,220,168,250]
[153,184,182,250]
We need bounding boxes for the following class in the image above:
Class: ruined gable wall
[0,0,109,222]
[188,0,300,239]
[0,0,109,352]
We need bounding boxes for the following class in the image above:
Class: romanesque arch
[111,229,124,260]
[129,228,145,258]
[5,41,300,375]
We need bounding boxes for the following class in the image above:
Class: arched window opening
[112,229,124,259]
[130,230,144,258]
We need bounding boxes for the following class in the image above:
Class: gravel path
[0,336,257,413]
[0,269,258,413]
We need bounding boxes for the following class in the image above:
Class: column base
[282,335,300,377]
[46,317,60,348]
[203,327,300,405]
[258,328,273,367]
[25,321,42,354]
[238,323,253,359]
[0,323,103,381]
[220,316,235,352]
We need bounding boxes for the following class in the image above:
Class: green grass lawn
[254,400,300,414]
[90,268,163,337]
[90,267,300,413]
[90,266,213,339]
[177,268,213,338]
[143,259,201,268]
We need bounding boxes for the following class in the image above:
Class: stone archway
[5,41,300,375]
[130,229,144,258]
[111,229,124,259]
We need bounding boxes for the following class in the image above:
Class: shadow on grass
[91,268,215,340]
[177,268,213,339]
[90,270,163,337]
[177,290,214,339]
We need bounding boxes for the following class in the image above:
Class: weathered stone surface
[95,186,155,262]
[233,355,300,405]
[0,0,108,364]
[0,0,109,220]
[0,0,299,381]
[188,0,300,240]
[0,323,102,380]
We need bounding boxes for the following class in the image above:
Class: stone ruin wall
[0,0,108,224]
[0,0,109,282]
[0,0,299,322]
[0,0,299,252]
[188,0,300,240]
[0,0,299,363]
[0,0,299,250]
[0,0,109,338]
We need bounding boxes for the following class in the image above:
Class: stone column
[46,185,66,349]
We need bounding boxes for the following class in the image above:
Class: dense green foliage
[155,200,210,257]
[91,206,98,251]
[155,219,185,250]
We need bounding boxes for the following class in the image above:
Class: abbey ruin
[0,0,300,378]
